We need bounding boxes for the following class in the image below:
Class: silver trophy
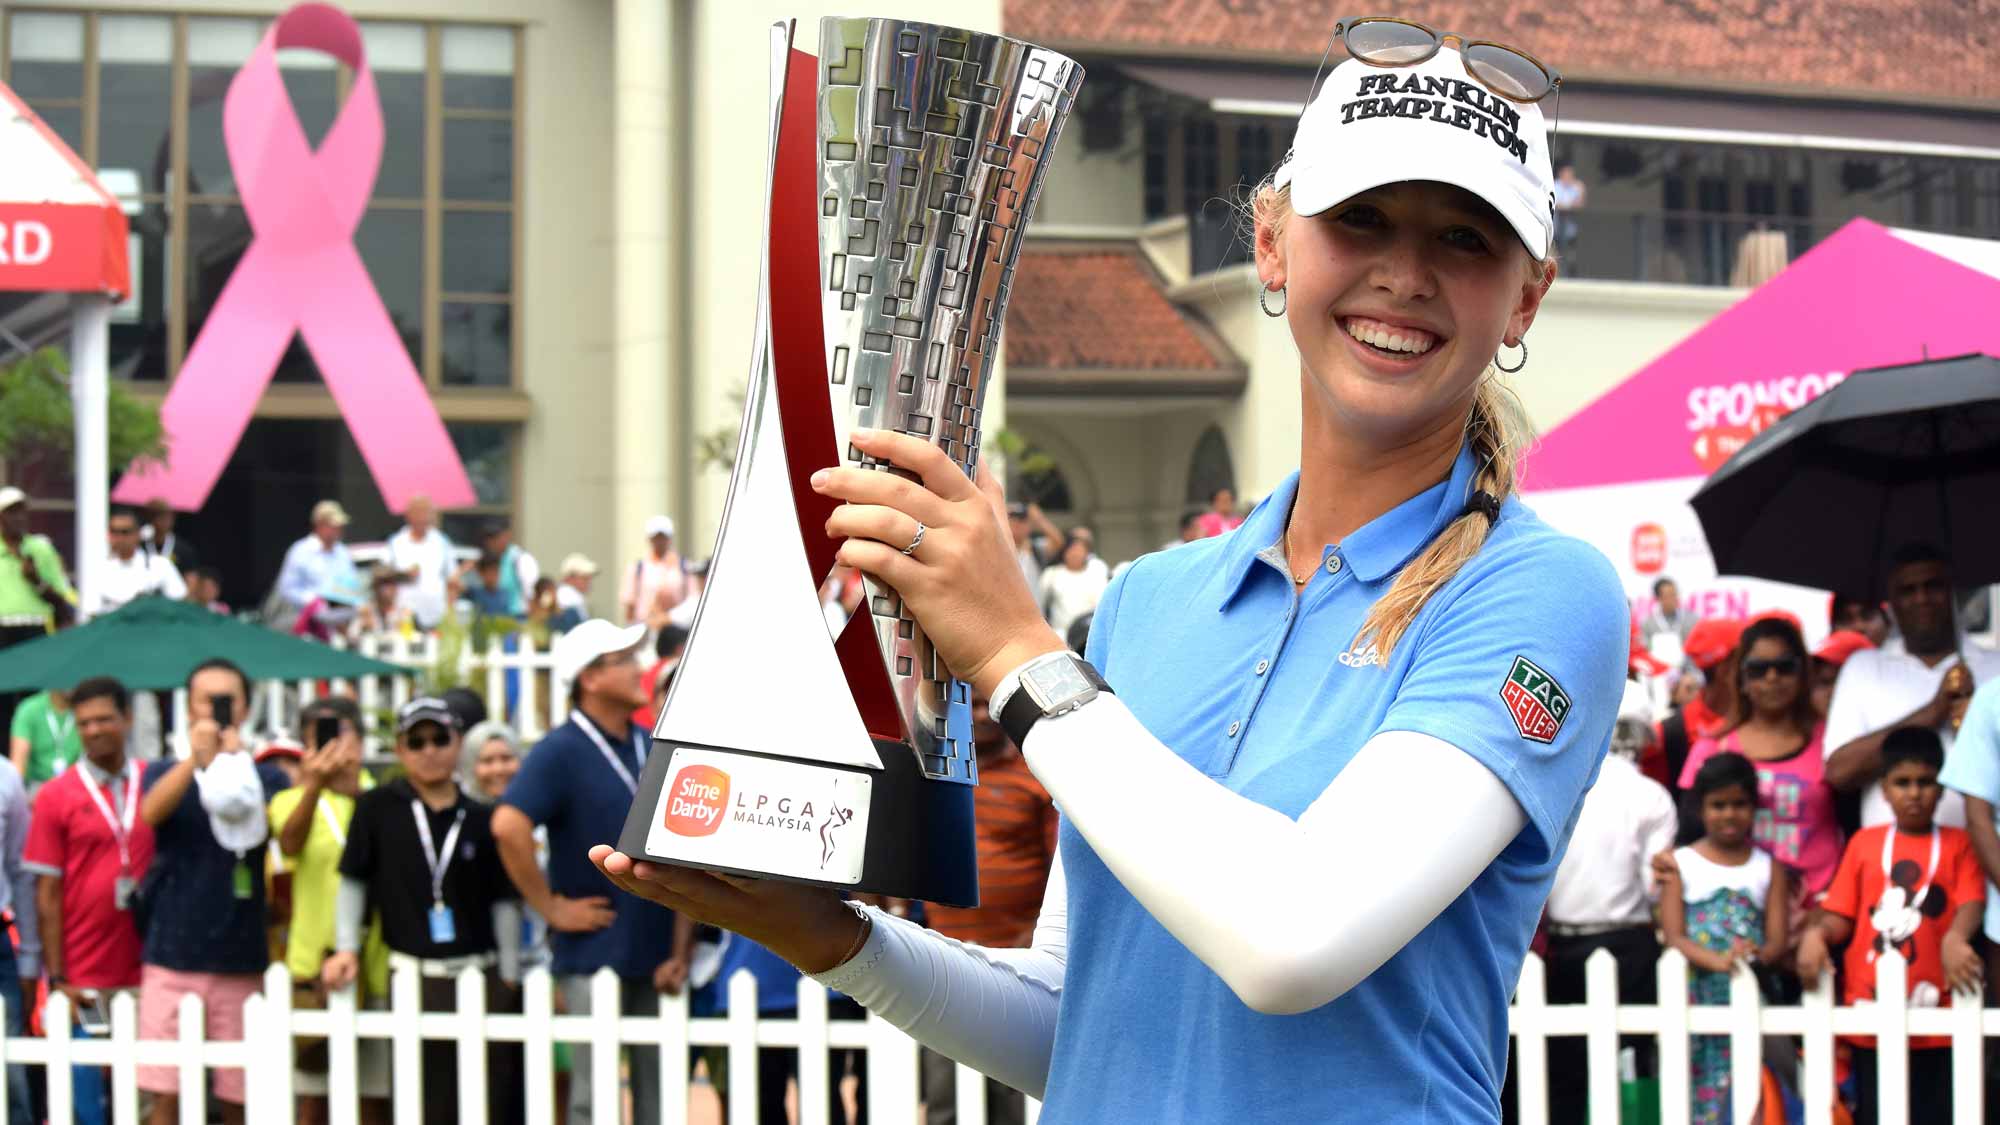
[618,17,1081,906]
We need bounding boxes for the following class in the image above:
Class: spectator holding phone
[134,659,291,1125]
[22,676,155,1125]
[270,698,390,1124]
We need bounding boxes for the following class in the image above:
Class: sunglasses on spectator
[1310,17,1562,107]
[1742,657,1802,680]
[402,733,454,751]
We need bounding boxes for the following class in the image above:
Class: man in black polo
[325,698,523,1125]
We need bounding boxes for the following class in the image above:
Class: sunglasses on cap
[1297,16,1561,118]
[1742,657,1803,680]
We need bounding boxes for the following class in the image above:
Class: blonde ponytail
[1352,374,1534,658]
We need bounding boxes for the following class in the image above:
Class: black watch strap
[999,656,1112,750]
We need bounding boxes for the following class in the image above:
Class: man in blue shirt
[275,499,359,622]
[135,659,290,1124]
[494,619,687,1125]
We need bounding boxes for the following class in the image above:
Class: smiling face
[1256,180,1552,453]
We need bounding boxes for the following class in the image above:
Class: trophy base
[617,735,980,909]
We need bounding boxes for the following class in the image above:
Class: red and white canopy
[0,79,129,298]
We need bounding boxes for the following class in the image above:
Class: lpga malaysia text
[0,950,1979,1125]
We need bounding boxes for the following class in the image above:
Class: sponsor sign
[647,747,873,885]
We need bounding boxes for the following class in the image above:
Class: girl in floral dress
[1659,752,1792,1125]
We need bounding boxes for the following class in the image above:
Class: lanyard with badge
[412,799,467,944]
[47,708,74,750]
[81,763,141,910]
[572,710,647,794]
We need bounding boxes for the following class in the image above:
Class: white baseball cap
[554,619,647,689]
[1274,48,1556,260]
[0,487,26,512]
[644,515,675,539]
[559,552,600,579]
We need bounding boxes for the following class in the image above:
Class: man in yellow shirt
[268,698,389,1124]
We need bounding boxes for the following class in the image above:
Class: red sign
[663,764,731,838]
[0,203,129,296]
[1631,523,1668,574]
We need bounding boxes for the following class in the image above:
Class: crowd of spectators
[9,475,2000,1123]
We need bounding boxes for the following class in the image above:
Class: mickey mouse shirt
[1820,824,1984,1048]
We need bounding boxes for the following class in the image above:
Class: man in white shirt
[94,509,186,616]
[554,554,596,632]
[386,495,455,629]
[1825,545,2000,828]
[1542,682,1675,1125]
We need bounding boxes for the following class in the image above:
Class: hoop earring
[1494,338,1528,373]
[1259,283,1287,318]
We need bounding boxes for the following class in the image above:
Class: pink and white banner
[114,3,473,514]
[1523,218,2000,643]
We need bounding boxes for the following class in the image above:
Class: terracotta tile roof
[1006,1,2000,104]
[1004,244,1244,395]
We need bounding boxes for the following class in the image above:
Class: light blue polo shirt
[1041,442,1626,1124]
[1939,680,2000,941]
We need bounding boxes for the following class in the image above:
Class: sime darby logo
[662,765,731,837]
[1630,523,1668,575]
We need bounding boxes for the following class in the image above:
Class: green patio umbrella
[0,597,411,692]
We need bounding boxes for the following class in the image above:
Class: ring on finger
[901,521,927,557]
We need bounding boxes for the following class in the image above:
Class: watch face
[1027,656,1095,709]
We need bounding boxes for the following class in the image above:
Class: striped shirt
[926,748,1058,948]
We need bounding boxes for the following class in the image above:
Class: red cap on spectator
[1813,629,1874,668]
[255,738,304,764]
[1684,618,1747,671]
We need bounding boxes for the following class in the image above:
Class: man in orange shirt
[921,688,1059,1123]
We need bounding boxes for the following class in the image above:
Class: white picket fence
[164,631,573,750]
[0,948,1983,1125]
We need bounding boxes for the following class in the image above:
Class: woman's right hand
[589,845,864,973]
[322,951,359,991]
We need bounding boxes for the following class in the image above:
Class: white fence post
[522,967,556,1124]
[864,1006,920,1125]
[44,992,73,1125]
[1583,948,1620,1123]
[727,970,761,1125]
[1512,953,1548,1125]
[109,987,139,1125]
[455,968,489,1124]
[484,639,506,718]
[657,974,691,1125]
[1801,966,1835,1125]
[1656,948,1692,1125]
[1951,966,1984,1125]
[591,968,623,1122]
[1876,951,1910,1125]
[518,633,540,737]
[796,977,831,1125]
[327,976,360,1125]
[390,966,423,1125]
[174,991,206,1125]
[1726,963,1761,1125]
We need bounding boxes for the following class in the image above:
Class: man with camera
[133,659,289,1125]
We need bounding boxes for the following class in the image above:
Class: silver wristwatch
[992,650,1112,749]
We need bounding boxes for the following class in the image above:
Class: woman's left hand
[811,428,1065,698]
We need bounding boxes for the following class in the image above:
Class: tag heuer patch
[1501,656,1570,743]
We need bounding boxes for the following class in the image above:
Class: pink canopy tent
[1522,218,2000,646]
[0,78,132,613]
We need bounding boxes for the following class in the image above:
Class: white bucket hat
[1273,47,1556,261]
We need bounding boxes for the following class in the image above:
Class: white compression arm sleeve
[810,852,1068,1098]
[808,693,1527,1092]
[1021,694,1526,1014]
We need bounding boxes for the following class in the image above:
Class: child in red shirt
[1796,727,1983,1125]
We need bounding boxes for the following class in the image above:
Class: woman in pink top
[1679,616,1842,899]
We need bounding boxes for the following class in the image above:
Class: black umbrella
[1689,353,2000,597]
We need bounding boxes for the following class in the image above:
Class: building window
[1181,117,1218,215]
[1185,426,1234,507]
[2,9,521,390]
[1234,122,1274,191]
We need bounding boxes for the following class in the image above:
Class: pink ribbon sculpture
[115,3,474,513]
